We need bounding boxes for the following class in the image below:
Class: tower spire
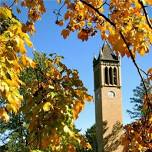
[93,42,123,152]
[100,42,118,61]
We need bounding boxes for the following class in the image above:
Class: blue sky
[8,1,152,132]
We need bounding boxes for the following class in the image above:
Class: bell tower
[93,43,123,152]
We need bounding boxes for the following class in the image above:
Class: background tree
[77,121,123,152]
[127,80,151,119]
[0,51,92,152]
[85,124,98,152]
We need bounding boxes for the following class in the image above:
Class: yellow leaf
[6,104,18,113]
[145,0,152,5]
[0,7,12,18]
[139,48,146,56]
[24,34,33,47]
[26,57,36,68]
[21,56,35,68]
[63,125,74,137]
[43,102,52,112]
[21,55,27,66]
[73,101,84,119]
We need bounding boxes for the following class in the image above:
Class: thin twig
[139,68,148,77]
[79,0,150,103]
[9,0,16,8]
[79,0,115,27]
[53,2,65,20]
[138,0,152,30]
[97,1,107,9]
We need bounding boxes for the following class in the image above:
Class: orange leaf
[73,101,84,119]
[56,20,64,26]
[61,29,70,39]
[78,30,88,41]
[147,68,152,80]
[0,108,9,122]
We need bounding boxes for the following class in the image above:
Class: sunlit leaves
[43,102,53,112]
[0,0,151,151]
[55,0,152,59]
[21,0,46,22]
[0,7,34,121]
[145,0,152,5]
[54,0,152,151]
[123,118,152,151]
[122,94,152,151]
[73,101,84,119]
[0,7,12,18]
[20,52,92,151]
[0,108,9,122]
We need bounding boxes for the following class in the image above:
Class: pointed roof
[93,42,119,67]
[100,42,118,61]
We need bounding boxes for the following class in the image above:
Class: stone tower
[93,43,123,152]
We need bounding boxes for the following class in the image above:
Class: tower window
[109,67,113,85]
[105,67,109,84]
[94,69,100,89]
[114,67,117,85]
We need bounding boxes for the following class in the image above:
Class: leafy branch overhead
[0,0,152,151]
[55,0,152,98]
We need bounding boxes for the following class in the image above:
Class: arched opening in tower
[109,67,113,85]
[105,67,109,84]
[113,67,117,85]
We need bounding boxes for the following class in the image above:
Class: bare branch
[139,68,148,77]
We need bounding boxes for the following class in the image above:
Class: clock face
[108,91,115,98]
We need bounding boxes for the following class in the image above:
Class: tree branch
[96,0,109,9]
[79,0,115,27]
[79,0,150,103]
[9,0,16,8]
[138,0,152,30]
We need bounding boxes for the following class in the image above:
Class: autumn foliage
[0,7,34,122]
[0,3,92,151]
[20,52,92,151]
[0,0,152,151]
